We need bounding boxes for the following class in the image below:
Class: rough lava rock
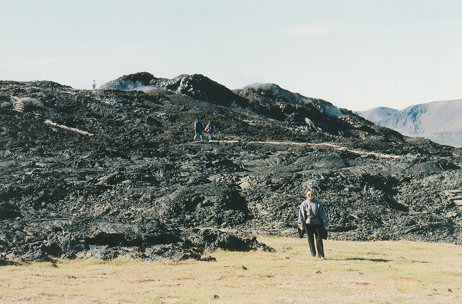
[1,74,462,262]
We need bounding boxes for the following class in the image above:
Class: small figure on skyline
[92,80,96,90]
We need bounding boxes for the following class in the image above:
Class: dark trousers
[305,224,325,258]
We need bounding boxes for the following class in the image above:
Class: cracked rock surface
[1,75,462,261]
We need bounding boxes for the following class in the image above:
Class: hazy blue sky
[2,0,462,110]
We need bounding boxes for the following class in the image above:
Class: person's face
[306,191,314,199]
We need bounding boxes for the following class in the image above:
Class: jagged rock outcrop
[235,83,343,119]
[100,72,248,107]
[99,72,165,91]
[1,75,462,262]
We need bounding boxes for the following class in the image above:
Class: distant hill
[357,100,462,147]
[355,107,398,123]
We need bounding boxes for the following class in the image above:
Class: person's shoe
[319,256,325,259]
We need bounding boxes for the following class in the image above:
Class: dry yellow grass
[1,237,461,303]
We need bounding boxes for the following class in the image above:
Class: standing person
[204,120,215,141]
[194,118,204,141]
[298,189,329,259]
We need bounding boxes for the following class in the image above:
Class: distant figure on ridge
[204,120,216,141]
[298,189,329,259]
[194,118,204,141]
[92,80,96,90]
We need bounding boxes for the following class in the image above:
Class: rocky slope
[1,74,462,262]
[100,72,248,108]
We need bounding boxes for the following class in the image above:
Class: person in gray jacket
[298,189,329,259]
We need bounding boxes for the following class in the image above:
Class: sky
[1,0,462,111]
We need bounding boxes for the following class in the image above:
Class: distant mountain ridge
[355,107,398,122]
[357,100,462,147]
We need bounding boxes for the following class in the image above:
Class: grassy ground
[1,237,461,303]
